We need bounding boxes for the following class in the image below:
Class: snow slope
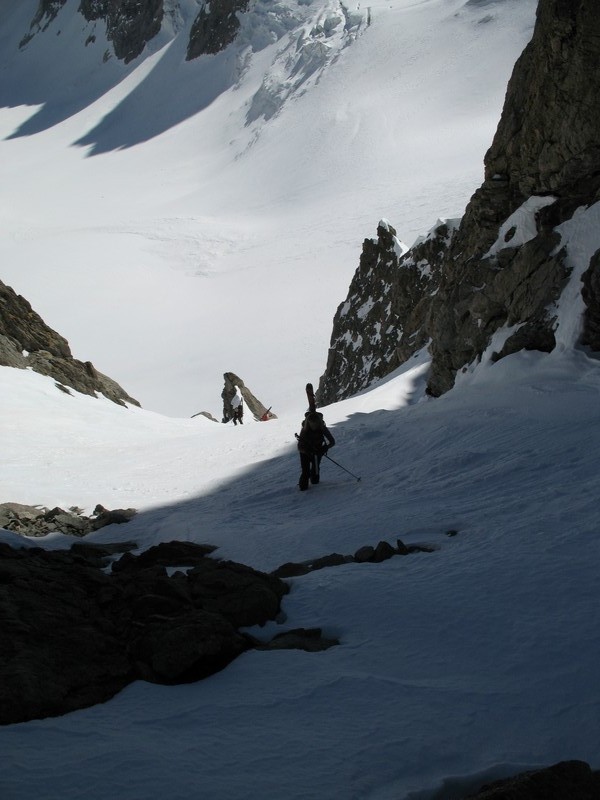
[1,343,600,800]
[0,0,537,416]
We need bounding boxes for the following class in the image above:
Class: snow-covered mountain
[0,0,536,417]
[2,1,600,799]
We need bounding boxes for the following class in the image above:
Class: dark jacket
[297,412,335,456]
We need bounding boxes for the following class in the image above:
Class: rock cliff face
[319,0,600,404]
[20,0,163,62]
[21,0,249,64]
[79,0,164,64]
[318,219,457,406]
[187,0,250,60]
[0,279,139,406]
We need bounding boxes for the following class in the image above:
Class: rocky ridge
[20,0,164,62]
[20,0,365,69]
[318,218,457,405]
[0,279,139,406]
[318,0,600,403]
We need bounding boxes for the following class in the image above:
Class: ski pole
[324,453,361,482]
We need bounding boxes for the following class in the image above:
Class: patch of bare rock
[0,539,341,725]
[463,760,600,800]
[0,530,439,725]
[272,537,436,579]
[0,502,137,537]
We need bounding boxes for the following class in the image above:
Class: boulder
[256,628,340,653]
[354,545,375,563]
[221,371,276,423]
[0,540,289,725]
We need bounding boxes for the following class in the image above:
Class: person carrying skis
[297,410,335,491]
[231,386,244,425]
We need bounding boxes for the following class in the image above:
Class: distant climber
[221,372,276,423]
[231,385,244,425]
[296,410,335,491]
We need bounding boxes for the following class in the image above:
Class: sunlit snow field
[0,0,537,417]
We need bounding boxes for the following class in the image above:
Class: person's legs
[299,452,311,490]
[310,454,320,484]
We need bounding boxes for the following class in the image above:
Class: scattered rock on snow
[0,502,137,537]
[255,628,339,653]
[271,538,435,578]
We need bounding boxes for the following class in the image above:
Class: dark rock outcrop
[19,0,67,47]
[464,760,600,800]
[319,0,600,403]
[221,371,276,422]
[79,0,164,64]
[21,0,164,63]
[581,249,600,350]
[0,279,139,406]
[187,0,250,60]
[426,0,600,396]
[21,0,250,64]
[317,219,456,405]
[0,540,289,725]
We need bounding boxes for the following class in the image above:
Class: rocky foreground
[0,531,437,726]
[1,537,598,800]
[0,539,292,725]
